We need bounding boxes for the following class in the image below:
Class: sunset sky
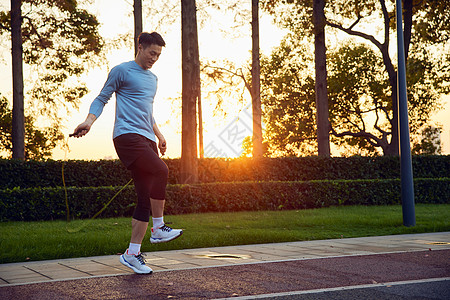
[0,0,449,160]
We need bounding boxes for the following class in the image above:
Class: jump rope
[63,131,167,232]
[63,133,133,233]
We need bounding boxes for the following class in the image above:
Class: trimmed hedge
[1,178,448,221]
[0,159,131,189]
[0,155,449,188]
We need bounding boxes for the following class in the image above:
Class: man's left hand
[158,138,167,156]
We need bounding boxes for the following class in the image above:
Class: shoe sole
[119,255,153,274]
[150,230,183,244]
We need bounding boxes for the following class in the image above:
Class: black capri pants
[113,133,169,222]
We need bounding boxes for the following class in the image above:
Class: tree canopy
[0,0,104,159]
[260,34,317,156]
[0,94,60,159]
[260,0,449,156]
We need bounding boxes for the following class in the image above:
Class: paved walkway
[1,232,449,287]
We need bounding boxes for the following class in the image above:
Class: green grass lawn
[1,204,449,264]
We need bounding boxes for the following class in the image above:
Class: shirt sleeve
[88,64,125,118]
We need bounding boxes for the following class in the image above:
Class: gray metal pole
[396,0,415,227]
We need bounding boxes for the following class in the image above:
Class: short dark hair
[138,32,166,48]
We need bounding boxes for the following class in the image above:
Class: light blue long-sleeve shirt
[89,61,157,142]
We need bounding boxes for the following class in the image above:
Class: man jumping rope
[72,32,182,274]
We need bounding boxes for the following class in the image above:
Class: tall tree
[134,0,143,57]
[312,0,330,156]
[328,43,391,155]
[251,0,263,158]
[181,0,200,183]
[10,0,24,159]
[261,37,446,156]
[327,0,402,155]
[1,0,104,159]
[259,35,317,156]
[261,0,449,156]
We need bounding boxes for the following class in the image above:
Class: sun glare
[49,0,286,161]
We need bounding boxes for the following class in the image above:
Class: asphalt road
[1,249,448,299]
[241,280,449,299]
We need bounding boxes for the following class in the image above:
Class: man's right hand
[71,123,90,138]
[71,114,96,138]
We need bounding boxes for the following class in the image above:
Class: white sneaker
[119,250,153,274]
[150,224,183,244]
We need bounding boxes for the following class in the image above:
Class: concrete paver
[0,232,449,287]
[27,263,92,280]
[148,262,199,271]
[59,261,121,276]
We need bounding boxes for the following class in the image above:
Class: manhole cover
[193,254,251,260]
[426,242,450,245]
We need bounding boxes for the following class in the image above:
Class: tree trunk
[385,87,400,156]
[383,0,413,157]
[133,0,143,57]
[11,0,25,160]
[383,0,413,156]
[312,0,330,157]
[181,0,200,183]
[251,0,263,158]
[198,92,204,159]
[380,42,400,156]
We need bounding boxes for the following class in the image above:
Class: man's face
[138,43,162,69]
